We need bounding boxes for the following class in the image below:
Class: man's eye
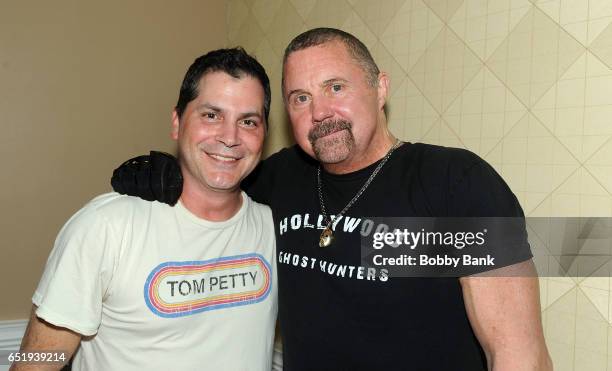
[242,119,257,127]
[294,95,310,104]
[331,84,342,93]
[203,112,218,120]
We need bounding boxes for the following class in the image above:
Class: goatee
[308,119,355,163]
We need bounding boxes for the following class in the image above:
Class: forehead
[283,41,365,89]
[196,71,264,107]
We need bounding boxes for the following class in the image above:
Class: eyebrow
[286,78,350,98]
[238,111,263,120]
[286,88,308,99]
[197,103,262,120]
[197,103,222,113]
[321,77,348,86]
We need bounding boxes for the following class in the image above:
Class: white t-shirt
[33,192,277,371]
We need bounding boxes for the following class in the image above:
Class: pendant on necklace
[319,227,333,248]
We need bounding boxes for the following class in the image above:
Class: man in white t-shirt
[11,48,277,371]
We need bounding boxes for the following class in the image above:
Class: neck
[179,180,243,222]
[322,127,396,175]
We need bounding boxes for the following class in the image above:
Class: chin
[314,152,349,164]
[203,175,242,192]
[313,143,352,164]
[207,183,241,193]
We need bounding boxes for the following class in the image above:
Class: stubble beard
[308,119,356,164]
[178,142,245,194]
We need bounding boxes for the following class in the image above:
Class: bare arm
[9,306,81,371]
[460,260,552,371]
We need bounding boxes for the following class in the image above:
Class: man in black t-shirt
[113,28,552,370]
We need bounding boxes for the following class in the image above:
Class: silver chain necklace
[317,140,402,247]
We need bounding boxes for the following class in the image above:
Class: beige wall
[0,0,226,320]
[227,0,612,369]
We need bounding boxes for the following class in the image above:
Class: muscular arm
[9,306,81,371]
[460,260,552,371]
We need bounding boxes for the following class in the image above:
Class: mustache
[308,119,352,142]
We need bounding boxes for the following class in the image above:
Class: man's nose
[217,122,240,147]
[311,96,334,123]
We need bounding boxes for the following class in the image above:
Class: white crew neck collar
[175,191,249,228]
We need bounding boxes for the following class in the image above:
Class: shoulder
[81,192,156,218]
[397,143,520,216]
[407,143,482,172]
[411,144,507,193]
[47,194,137,271]
[398,143,485,192]
[243,193,273,221]
[61,193,159,235]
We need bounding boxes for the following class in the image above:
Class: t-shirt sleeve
[448,158,524,217]
[446,152,533,269]
[32,205,118,336]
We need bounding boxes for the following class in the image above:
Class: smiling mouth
[207,153,240,162]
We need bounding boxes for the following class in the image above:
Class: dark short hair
[282,28,380,87]
[175,48,271,124]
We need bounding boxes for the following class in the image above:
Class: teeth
[209,154,238,162]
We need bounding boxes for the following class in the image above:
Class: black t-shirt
[242,142,532,371]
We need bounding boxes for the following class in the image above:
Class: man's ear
[376,72,389,110]
[171,109,180,140]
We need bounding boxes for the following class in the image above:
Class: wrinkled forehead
[282,41,362,92]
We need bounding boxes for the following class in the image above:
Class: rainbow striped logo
[144,253,272,318]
